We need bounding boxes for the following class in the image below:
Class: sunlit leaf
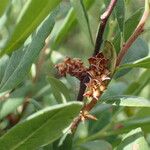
[70,0,93,45]
[0,11,56,93]
[116,128,149,150]
[0,0,62,56]
[0,102,82,150]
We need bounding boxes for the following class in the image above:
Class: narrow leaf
[0,12,56,93]
[0,55,9,82]
[115,0,125,33]
[0,0,62,56]
[117,128,149,150]
[113,8,143,52]
[102,95,150,107]
[118,57,150,70]
[0,84,31,120]
[52,0,95,48]
[80,140,112,150]
[103,41,117,75]
[125,69,150,95]
[70,0,93,45]
[114,38,149,78]
[47,76,71,103]
[0,102,82,150]
[0,0,9,17]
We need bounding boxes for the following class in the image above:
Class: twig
[93,0,118,56]
[72,1,118,131]
[77,74,89,101]
[72,0,150,133]
[77,0,117,101]
[116,0,150,66]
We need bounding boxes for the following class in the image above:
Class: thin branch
[71,98,106,132]
[116,0,150,66]
[77,74,89,101]
[93,0,118,56]
[72,0,150,133]
[77,0,117,101]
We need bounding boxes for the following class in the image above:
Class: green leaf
[103,41,117,75]
[113,8,143,53]
[0,11,56,93]
[124,9,143,41]
[0,84,31,120]
[102,95,150,107]
[0,0,9,17]
[0,98,24,120]
[106,117,150,137]
[0,0,62,56]
[47,76,71,103]
[101,82,127,99]
[133,108,150,133]
[119,38,148,65]
[116,128,149,150]
[52,0,95,48]
[80,140,112,150]
[118,117,150,132]
[125,69,150,95]
[0,102,82,150]
[70,0,93,45]
[118,57,150,70]
[114,38,149,78]
[115,0,125,33]
[53,134,73,150]
[0,55,9,82]
[52,8,76,49]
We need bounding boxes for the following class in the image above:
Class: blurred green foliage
[0,0,150,150]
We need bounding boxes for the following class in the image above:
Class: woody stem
[116,0,150,66]
[77,0,117,101]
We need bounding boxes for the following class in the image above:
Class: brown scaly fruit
[55,57,87,81]
[84,52,110,100]
[55,52,110,100]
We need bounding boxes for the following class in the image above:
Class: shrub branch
[71,0,150,132]
[93,0,118,56]
[71,0,118,132]
[116,0,150,66]
[77,0,117,102]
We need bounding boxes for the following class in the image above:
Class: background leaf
[47,76,71,103]
[103,41,117,74]
[113,8,143,53]
[0,83,31,120]
[115,0,125,33]
[114,38,149,78]
[0,0,62,56]
[52,0,95,48]
[0,102,82,150]
[0,0,9,17]
[0,11,57,93]
[79,140,112,150]
[125,69,150,95]
[118,57,150,70]
[70,0,93,45]
[102,95,150,107]
[116,128,149,150]
[0,55,9,82]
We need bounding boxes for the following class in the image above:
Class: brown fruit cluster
[84,53,110,100]
[55,57,87,81]
[55,52,110,100]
